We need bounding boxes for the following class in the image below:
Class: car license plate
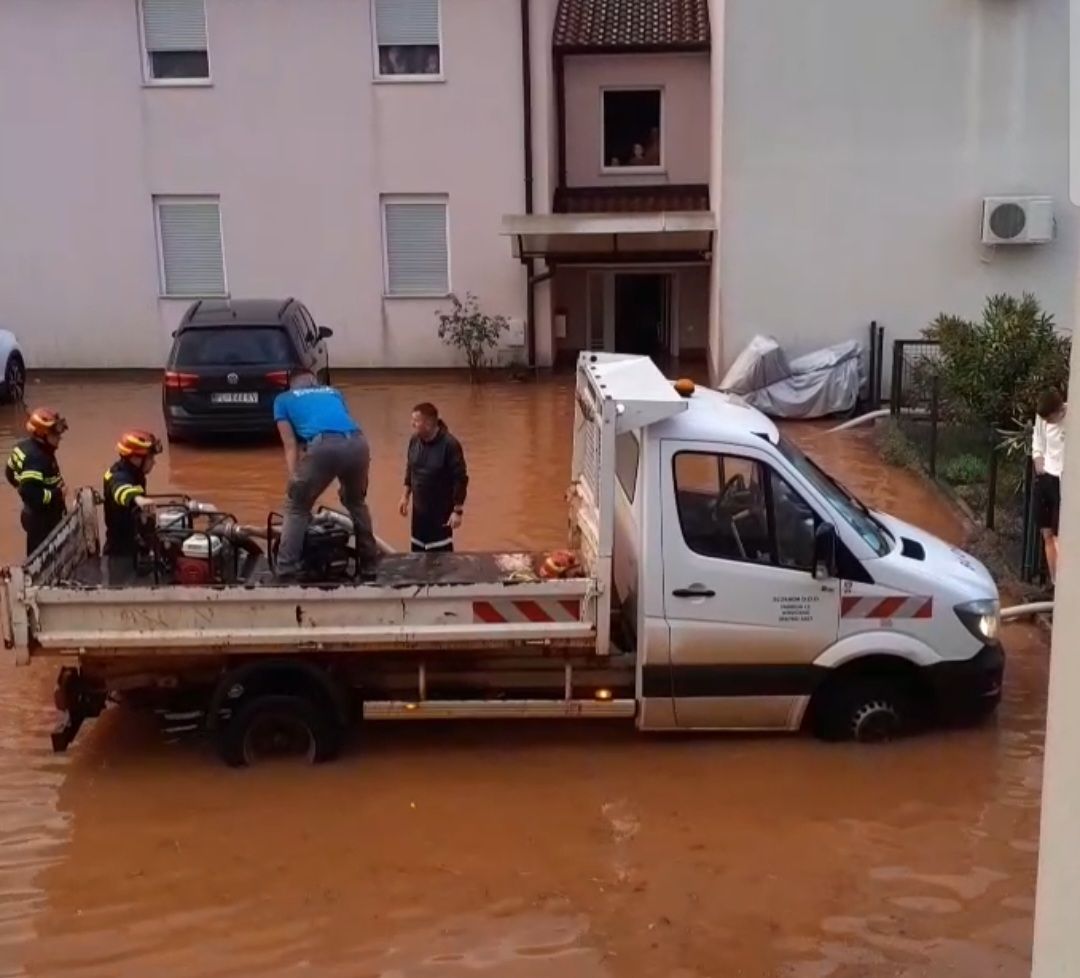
[211,392,259,404]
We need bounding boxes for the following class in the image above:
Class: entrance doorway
[614,273,669,359]
[585,270,675,363]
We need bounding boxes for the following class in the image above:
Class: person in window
[423,50,440,74]
[381,46,409,75]
[103,430,162,557]
[643,128,661,166]
[628,143,648,166]
[5,407,68,556]
[398,402,468,553]
[1032,389,1066,590]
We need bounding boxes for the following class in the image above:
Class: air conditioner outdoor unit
[981,195,1055,245]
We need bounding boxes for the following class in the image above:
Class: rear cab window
[172,327,298,368]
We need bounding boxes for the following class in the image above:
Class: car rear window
[173,327,296,368]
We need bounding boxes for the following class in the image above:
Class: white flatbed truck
[0,353,1004,766]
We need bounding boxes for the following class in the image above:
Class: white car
[0,330,25,403]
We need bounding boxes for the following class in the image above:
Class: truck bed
[1,489,602,662]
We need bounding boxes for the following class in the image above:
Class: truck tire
[216,692,343,767]
[811,676,915,744]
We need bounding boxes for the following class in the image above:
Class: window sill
[373,75,446,85]
[382,292,450,300]
[600,166,666,176]
[158,293,229,301]
[143,79,213,89]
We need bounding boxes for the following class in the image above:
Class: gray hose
[826,408,930,433]
[1000,601,1054,621]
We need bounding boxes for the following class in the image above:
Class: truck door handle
[672,586,716,598]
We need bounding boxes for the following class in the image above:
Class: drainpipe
[520,0,537,369]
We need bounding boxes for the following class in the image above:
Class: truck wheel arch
[813,631,941,671]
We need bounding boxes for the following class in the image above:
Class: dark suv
[162,298,333,441]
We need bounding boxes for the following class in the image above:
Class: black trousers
[410,509,454,554]
[22,508,63,558]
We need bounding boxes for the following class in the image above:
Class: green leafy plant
[924,293,1070,430]
[436,292,509,380]
[940,453,987,486]
[876,419,919,468]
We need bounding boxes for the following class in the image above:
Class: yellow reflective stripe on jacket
[114,484,143,506]
[17,470,44,482]
[9,446,25,463]
[43,474,62,485]
[42,488,52,506]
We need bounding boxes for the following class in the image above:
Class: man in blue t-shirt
[273,370,380,580]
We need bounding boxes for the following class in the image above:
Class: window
[173,327,295,367]
[140,0,210,82]
[602,89,662,170]
[615,432,640,503]
[381,197,450,297]
[154,197,226,298]
[672,452,818,571]
[775,436,893,557]
[374,0,442,79]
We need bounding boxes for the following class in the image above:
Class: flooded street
[0,372,1049,978]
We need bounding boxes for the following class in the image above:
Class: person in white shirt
[1032,390,1067,587]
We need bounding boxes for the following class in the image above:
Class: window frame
[153,195,228,299]
[599,85,665,175]
[671,450,820,573]
[380,194,452,299]
[138,0,213,87]
[370,0,444,84]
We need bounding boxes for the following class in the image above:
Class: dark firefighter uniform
[405,421,468,552]
[102,429,161,557]
[5,411,67,557]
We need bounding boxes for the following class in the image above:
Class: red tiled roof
[554,184,710,214]
[553,0,711,53]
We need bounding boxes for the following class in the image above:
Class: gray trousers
[277,432,380,576]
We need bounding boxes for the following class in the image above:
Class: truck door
[658,440,841,729]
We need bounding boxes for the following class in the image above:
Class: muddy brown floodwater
[0,372,1049,978]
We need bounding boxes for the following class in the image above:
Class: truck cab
[598,353,1004,740]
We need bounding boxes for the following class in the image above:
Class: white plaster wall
[0,0,528,369]
[719,0,1073,380]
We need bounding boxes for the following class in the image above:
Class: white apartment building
[0,0,1073,378]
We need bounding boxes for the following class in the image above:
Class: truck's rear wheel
[216,693,343,767]
[811,677,915,743]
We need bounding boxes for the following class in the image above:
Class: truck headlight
[954,599,1001,645]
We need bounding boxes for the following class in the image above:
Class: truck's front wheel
[216,692,343,767]
[811,676,916,743]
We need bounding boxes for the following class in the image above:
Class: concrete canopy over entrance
[500,211,715,263]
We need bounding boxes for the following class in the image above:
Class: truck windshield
[775,436,893,557]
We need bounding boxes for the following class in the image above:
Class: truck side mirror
[812,522,837,581]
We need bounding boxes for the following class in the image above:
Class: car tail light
[164,371,199,390]
[265,370,290,388]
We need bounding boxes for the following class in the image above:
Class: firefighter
[103,429,162,557]
[5,407,69,556]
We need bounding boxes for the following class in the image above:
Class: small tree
[924,293,1070,430]
[436,293,509,380]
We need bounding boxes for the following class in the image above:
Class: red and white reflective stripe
[841,595,933,619]
[473,599,582,624]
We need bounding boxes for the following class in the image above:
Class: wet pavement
[0,372,1049,978]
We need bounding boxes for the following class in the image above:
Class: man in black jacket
[398,402,468,553]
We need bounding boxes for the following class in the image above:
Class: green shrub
[924,293,1070,430]
[940,453,987,486]
[876,419,919,468]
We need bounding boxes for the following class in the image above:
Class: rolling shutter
[374,0,440,47]
[157,199,226,297]
[142,0,208,53]
[383,200,449,296]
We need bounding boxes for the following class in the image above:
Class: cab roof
[579,352,778,446]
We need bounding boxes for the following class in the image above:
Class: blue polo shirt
[273,386,360,443]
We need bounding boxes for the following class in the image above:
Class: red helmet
[26,407,68,439]
[116,429,163,459]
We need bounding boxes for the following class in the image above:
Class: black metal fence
[889,339,1045,583]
